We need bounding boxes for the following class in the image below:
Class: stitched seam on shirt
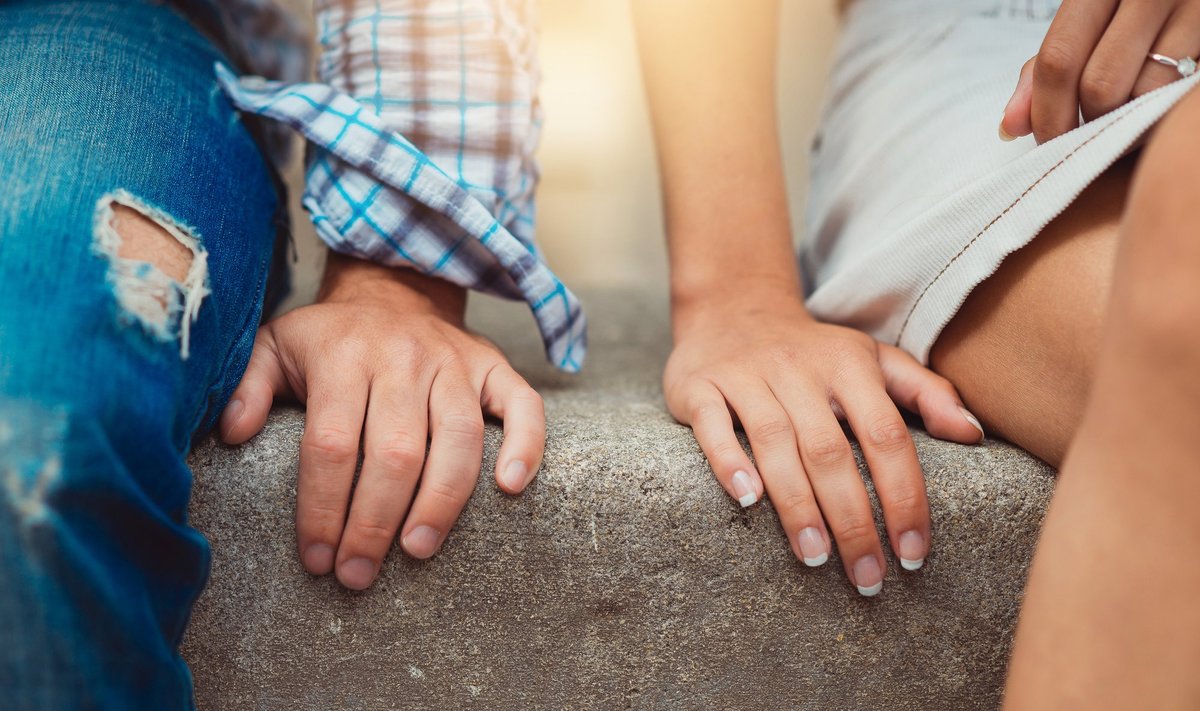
[894,105,1140,345]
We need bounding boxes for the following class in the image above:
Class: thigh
[0,0,281,449]
[0,1,279,708]
[929,156,1130,467]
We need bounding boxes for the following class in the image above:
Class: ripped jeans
[0,1,284,708]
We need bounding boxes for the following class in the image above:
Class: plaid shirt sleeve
[217,0,586,372]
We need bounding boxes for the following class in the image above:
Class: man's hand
[665,287,984,595]
[219,253,544,590]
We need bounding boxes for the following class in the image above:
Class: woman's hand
[665,288,984,596]
[218,253,544,590]
[1001,0,1200,143]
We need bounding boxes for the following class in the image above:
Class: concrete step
[183,290,1055,709]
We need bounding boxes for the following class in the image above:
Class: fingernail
[337,556,378,590]
[853,556,884,597]
[499,460,529,492]
[960,406,985,441]
[731,470,758,507]
[898,530,926,571]
[999,118,1016,142]
[222,398,244,429]
[402,525,443,559]
[798,527,829,567]
[302,543,334,575]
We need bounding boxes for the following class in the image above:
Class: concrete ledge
[184,290,1055,709]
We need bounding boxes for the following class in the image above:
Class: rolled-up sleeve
[218,0,586,372]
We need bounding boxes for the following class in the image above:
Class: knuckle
[863,415,912,453]
[301,428,358,464]
[368,438,425,473]
[349,519,397,547]
[884,485,926,515]
[506,386,544,420]
[1035,41,1078,81]
[511,387,544,412]
[709,440,747,468]
[843,329,876,352]
[748,417,795,447]
[380,337,429,372]
[297,502,348,540]
[437,411,485,441]
[1079,70,1121,111]
[690,401,726,424]
[775,489,817,515]
[432,348,467,373]
[832,516,879,549]
[421,474,476,506]
[801,430,853,469]
[767,344,803,369]
[330,335,367,362]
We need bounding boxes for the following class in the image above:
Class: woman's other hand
[1001,0,1200,143]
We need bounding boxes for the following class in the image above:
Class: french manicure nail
[337,556,377,590]
[999,118,1016,142]
[500,460,529,492]
[960,406,985,441]
[798,528,829,567]
[898,530,926,571]
[853,556,884,597]
[730,470,758,508]
[402,525,443,559]
[302,543,334,574]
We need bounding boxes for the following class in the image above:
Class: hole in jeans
[92,190,210,359]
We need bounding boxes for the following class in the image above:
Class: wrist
[318,252,468,325]
[670,276,812,341]
[666,221,803,320]
[671,270,802,309]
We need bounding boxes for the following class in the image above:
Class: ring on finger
[1148,52,1198,78]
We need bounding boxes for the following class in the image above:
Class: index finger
[1031,0,1117,142]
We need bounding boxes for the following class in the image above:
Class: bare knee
[110,204,193,283]
[92,191,210,359]
[1108,90,1200,359]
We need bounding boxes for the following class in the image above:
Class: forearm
[632,0,802,319]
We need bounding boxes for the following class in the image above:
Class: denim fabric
[0,0,281,708]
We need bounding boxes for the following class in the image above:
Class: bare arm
[632,0,799,325]
[633,0,984,594]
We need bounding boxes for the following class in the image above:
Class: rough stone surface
[184,290,1056,710]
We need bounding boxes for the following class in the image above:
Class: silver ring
[1149,52,1198,78]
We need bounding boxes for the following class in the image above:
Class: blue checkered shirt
[203,0,585,372]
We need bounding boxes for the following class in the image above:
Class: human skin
[217,252,546,591]
[636,0,1200,702]
[930,0,1200,704]
[989,86,1200,709]
[631,0,986,596]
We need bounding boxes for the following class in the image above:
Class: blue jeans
[0,1,284,707]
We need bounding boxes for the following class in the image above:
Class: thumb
[877,344,985,445]
[1000,56,1035,141]
[220,324,292,445]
